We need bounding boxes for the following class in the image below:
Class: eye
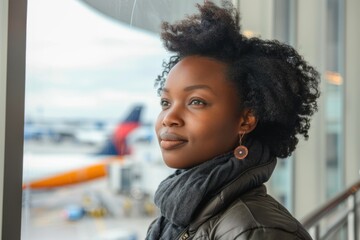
[160,99,170,109]
[189,99,206,106]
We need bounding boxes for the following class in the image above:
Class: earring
[234,133,248,160]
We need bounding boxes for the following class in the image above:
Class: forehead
[164,56,230,90]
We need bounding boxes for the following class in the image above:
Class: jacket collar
[188,158,277,231]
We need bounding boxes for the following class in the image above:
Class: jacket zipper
[178,229,190,240]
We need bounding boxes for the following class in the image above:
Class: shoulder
[192,186,312,240]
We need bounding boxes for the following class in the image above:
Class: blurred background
[1,0,360,239]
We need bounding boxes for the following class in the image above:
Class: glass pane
[325,0,344,199]
[268,157,293,211]
[324,221,347,240]
[22,0,221,239]
[315,202,348,240]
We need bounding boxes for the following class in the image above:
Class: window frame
[1,0,27,239]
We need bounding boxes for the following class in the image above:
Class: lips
[159,132,188,150]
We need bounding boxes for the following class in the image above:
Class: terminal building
[1,0,360,239]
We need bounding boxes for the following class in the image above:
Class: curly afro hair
[155,1,320,158]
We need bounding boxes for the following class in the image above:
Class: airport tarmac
[21,178,156,240]
[22,140,163,240]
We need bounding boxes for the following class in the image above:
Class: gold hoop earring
[234,133,248,160]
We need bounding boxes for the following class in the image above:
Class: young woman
[146,1,319,239]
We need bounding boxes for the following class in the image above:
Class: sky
[25,0,169,123]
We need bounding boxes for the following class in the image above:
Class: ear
[238,109,257,134]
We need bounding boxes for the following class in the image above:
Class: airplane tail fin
[123,105,142,123]
[98,105,143,156]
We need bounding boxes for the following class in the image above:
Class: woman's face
[155,56,243,169]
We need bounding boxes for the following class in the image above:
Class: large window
[22,1,163,239]
[22,1,218,239]
[18,1,348,238]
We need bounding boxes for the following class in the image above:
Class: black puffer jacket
[179,185,312,239]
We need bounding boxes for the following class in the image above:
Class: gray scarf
[146,140,273,240]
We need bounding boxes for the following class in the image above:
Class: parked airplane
[22,105,147,189]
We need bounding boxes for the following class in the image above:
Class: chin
[163,158,189,169]
[164,161,183,169]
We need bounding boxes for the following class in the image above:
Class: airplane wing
[22,154,123,189]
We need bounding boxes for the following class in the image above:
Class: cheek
[198,118,239,147]
[155,113,164,134]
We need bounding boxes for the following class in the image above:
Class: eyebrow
[184,84,214,92]
[162,84,215,94]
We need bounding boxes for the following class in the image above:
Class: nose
[161,105,184,127]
